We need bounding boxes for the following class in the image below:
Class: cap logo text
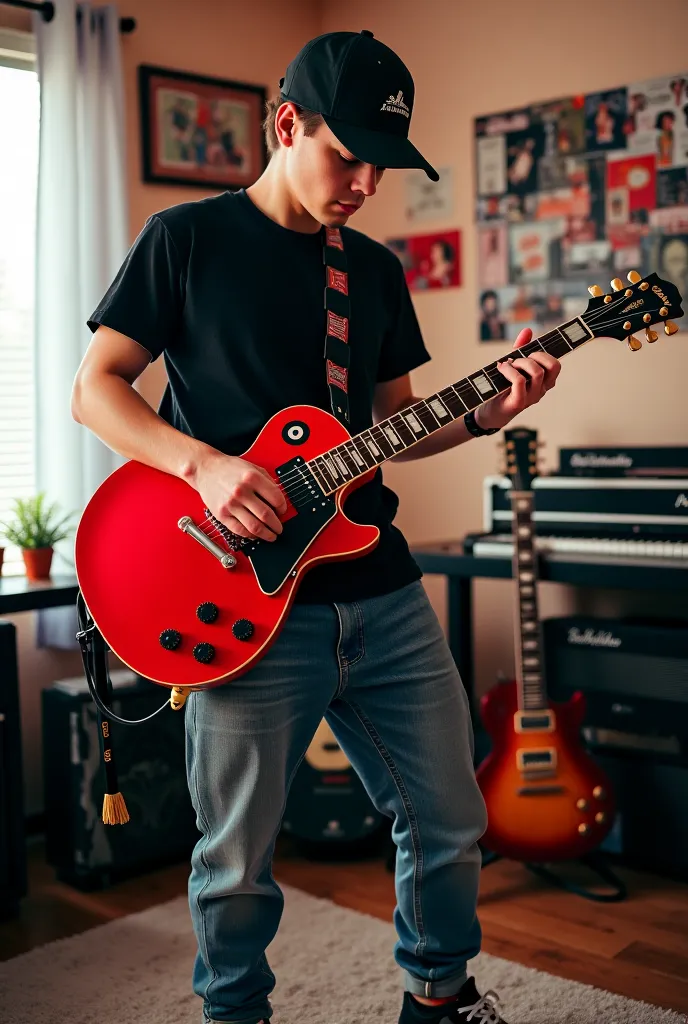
[381,90,410,118]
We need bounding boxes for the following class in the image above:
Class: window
[0,30,39,575]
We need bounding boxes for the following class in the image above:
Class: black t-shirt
[87,189,431,603]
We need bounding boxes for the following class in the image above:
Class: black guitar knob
[197,601,219,624]
[232,618,255,641]
[159,629,182,651]
[193,642,215,664]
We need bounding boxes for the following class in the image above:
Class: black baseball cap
[279,30,439,181]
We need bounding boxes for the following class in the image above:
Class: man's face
[284,112,385,226]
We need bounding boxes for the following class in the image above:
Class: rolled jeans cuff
[403,968,468,999]
[204,1016,268,1023]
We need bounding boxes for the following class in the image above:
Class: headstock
[501,426,540,491]
[583,270,683,352]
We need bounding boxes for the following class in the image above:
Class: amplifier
[483,475,688,538]
[0,620,26,919]
[42,675,200,889]
[591,750,688,880]
[542,616,688,758]
[543,615,688,879]
[559,445,688,478]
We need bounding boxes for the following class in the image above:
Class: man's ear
[274,102,297,150]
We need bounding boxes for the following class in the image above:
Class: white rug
[0,883,682,1024]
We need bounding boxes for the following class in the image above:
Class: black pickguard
[246,456,337,594]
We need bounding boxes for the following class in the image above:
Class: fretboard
[509,491,547,711]
[307,317,591,495]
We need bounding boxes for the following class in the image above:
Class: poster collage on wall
[475,74,688,342]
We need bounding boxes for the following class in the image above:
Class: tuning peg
[627,335,642,352]
[588,284,603,297]
[611,278,624,291]
[659,306,669,317]
[665,320,679,335]
[627,270,642,284]
[645,327,658,343]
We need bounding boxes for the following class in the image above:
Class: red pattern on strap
[327,267,348,295]
[325,227,344,250]
[327,359,348,392]
[327,310,349,343]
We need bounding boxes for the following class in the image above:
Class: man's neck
[246,161,321,234]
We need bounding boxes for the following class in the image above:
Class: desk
[0,574,79,917]
[410,539,688,719]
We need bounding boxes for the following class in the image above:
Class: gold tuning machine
[627,270,642,284]
[665,320,679,335]
[611,277,624,291]
[627,335,642,352]
[588,284,603,297]
[645,327,658,343]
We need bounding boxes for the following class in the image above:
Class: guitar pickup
[517,747,557,772]
[514,709,554,733]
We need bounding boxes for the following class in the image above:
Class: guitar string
[195,289,669,541]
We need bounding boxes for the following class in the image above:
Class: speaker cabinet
[42,676,200,889]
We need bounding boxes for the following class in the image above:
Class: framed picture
[138,64,268,190]
[385,229,461,291]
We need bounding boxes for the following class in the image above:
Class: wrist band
[463,408,499,437]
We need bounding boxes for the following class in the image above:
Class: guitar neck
[509,490,547,712]
[307,317,591,494]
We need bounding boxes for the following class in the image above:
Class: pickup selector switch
[232,619,255,641]
[197,601,219,624]
[159,629,182,651]
[193,642,215,664]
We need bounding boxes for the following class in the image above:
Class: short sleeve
[376,258,431,383]
[87,215,185,361]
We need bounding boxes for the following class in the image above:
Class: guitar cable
[76,590,169,726]
[75,590,172,825]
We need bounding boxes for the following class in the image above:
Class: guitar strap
[322,226,351,427]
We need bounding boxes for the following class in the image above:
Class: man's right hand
[191,451,288,542]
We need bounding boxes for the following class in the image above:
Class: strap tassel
[102,791,130,825]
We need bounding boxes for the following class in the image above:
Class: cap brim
[323,114,439,181]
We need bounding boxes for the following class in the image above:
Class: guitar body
[75,405,379,689]
[477,679,615,862]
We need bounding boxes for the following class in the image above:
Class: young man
[72,30,560,1024]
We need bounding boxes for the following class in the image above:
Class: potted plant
[0,493,75,581]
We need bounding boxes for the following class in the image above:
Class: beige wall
[320,0,688,697]
[1,0,319,817]
[4,0,688,815]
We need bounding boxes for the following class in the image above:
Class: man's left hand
[476,327,561,432]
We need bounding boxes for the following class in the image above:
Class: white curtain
[34,0,128,648]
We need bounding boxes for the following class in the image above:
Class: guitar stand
[480,847,628,902]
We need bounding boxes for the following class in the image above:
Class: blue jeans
[185,580,488,1024]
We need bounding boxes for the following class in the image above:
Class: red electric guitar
[75,271,682,699]
[476,427,615,862]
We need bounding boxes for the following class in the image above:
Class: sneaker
[399,977,507,1024]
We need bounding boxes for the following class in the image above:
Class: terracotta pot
[22,546,54,581]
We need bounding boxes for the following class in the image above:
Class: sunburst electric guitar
[476,427,615,862]
[75,271,683,698]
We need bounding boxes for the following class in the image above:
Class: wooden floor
[1,834,688,1015]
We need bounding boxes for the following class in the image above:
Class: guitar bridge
[203,508,255,551]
